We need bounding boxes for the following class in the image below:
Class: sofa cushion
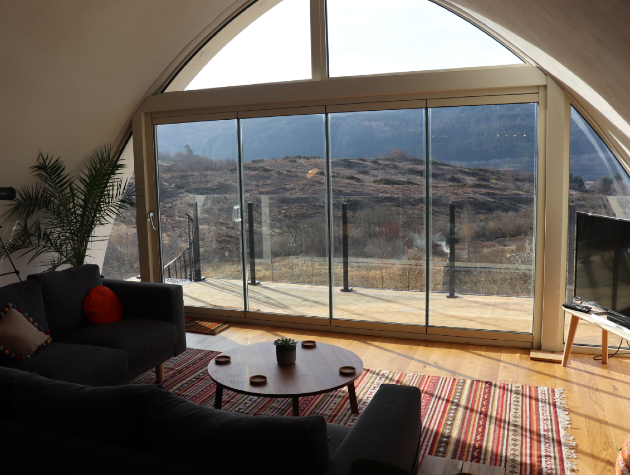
[11,373,165,446]
[0,279,49,332]
[28,264,102,336]
[327,423,352,457]
[83,285,122,325]
[56,319,177,369]
[145,391,330,475]
[0,366,32,418]
[1,418,210,475]
[0,308,49,359]
[0,341,127,386]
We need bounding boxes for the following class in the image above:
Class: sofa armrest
[102,279,186,355]
[322,384,422,475]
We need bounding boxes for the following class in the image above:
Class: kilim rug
[129,348,577,475]
[184,317,230,335]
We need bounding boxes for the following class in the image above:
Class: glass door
[240,114,329,317]
[428,103,537,332]
[155,119,245,310]
[329,108,426,325]
[151,102,537,334]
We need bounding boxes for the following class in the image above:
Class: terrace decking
[177,277,618,347]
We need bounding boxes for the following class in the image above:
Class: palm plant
[1,144,136,271]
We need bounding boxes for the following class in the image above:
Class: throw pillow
[0,304,51,361]
[83,285,123,325]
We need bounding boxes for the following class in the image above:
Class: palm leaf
[1,144,137,272]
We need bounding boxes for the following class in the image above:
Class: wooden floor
[181,277,610,345]
[187,322,628,475]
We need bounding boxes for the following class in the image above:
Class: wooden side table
[562,307,630,366]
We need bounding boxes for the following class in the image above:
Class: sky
[186,0,522,91]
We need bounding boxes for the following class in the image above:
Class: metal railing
[164,247,194,281]
[163,202,202,282]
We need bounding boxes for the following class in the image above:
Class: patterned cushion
[0,306,50,361]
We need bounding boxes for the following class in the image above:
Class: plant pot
[276,346,297,365]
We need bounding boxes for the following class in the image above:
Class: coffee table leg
[215,383,224,409]
[348,382,359,414]
[292,397,300,417]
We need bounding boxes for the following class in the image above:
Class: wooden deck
[180,278,614,346]
[187,322,629,475]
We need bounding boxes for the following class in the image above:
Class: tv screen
[574,212,630,316]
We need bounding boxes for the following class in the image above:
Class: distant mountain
[154,103,625,182]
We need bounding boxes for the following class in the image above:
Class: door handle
[233,205,242,222]
[148,212,157,230]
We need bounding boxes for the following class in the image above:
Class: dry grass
[199,256,532,297]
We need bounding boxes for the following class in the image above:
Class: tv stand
[562,306,630,366]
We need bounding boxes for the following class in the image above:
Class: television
[574,212,630,319]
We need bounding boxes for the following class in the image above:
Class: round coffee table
[207,341,363,416]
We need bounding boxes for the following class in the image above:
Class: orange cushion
[83,286,122,325]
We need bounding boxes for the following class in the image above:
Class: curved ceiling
[0,0,629,278]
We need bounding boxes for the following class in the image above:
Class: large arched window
[326,0,522,77]
[167,0,524,91]
[129,0,624,352]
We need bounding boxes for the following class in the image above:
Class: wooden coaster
[215,355,231,364]
[249,375,267,385]
[301,340,316,348]
[339,366,356,376]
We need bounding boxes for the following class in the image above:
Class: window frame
[133,65,560,348]
[128,0,592,351]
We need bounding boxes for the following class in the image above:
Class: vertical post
[425,108,431,326]
[190,250,194,281]
[248,202,259,285]
[565,202,576,303]
[310,0,328,81]
[187,215,193,280]
[261,195,272,279]
[447,202,458,298]
[540,78,570,352]
[193,202,202,281]
[340,202,352,292]
[183,249,188,281]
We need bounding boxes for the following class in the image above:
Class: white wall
[0,0,242,284]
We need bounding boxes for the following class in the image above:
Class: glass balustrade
[152,104,538,334]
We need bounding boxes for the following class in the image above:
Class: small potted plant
[274,337,297,365]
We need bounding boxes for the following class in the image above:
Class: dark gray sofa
[0,264,185,385]
[0,365,422,474]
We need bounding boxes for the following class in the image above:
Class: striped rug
[184,317,230,335]
[129,348,576,475]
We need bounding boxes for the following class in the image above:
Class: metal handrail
[164,247,193,281]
